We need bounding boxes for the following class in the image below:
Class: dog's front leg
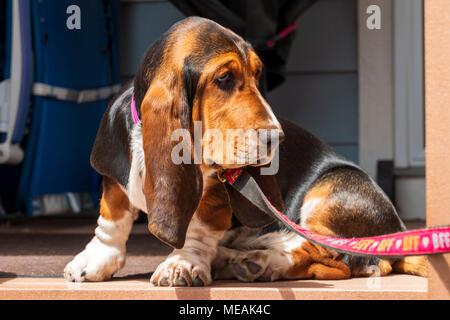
[150,175,232,286]
[64,178,137,282]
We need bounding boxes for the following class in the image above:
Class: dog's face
[192,44,283,168]
[132,17,283,248]
[136,17,283,170]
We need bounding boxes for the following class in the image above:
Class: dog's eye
[215,72,234,91]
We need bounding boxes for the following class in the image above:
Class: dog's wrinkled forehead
[163,17,253,118]
[169,17,250,63]
[133,17,254,123]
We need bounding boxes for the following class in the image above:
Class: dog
[64,17,427,285]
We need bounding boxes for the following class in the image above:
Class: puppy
[64,17,426,285]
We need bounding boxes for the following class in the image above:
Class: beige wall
[425,0,450,300]
[358,0,394,179]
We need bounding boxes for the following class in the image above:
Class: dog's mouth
[211,155,273,171]
[200,127,284,171]
[206,144,277,169]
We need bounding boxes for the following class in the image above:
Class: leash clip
[217,168,227,183]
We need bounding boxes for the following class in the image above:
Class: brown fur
[141,83,203,249]
[287,242,351,280]
[195,170,233,231]
[99,177,130,221]
[392,256,428,277]
[300,181,341,240]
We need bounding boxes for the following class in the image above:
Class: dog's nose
[259,129,285,145]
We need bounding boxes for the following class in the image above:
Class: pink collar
[131,94,141,124]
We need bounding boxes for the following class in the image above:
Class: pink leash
[222,168,450,258]
[267,21,299,48]
[131,94,141,124]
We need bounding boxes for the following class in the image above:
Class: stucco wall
[425,0,450,300]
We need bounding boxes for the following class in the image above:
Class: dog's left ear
[225,166,283,228]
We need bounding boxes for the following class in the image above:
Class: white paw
[64,237,126,282]
[150,250,212,286]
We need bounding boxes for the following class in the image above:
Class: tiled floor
[0,216,428,300]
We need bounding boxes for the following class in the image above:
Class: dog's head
[133,17,284,248]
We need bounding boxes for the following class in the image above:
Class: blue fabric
[17,0,120,214]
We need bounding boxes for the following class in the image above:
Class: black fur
[259,118,359,231]
[181,55,202,128]
[90,83,134,187]
[133,32,170,120]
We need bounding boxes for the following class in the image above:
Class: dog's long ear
[141,82,203,249]
[226,166,283,228]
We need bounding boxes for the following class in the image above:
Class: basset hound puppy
[64,17,427,285]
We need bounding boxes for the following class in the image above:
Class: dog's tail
[392,256,428,277]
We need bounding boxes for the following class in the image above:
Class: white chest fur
[127,124,147,212]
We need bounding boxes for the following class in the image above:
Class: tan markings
[195,172,232,231]
[165,19,202,68]
[142,84,172,113]
[285,246,313,279]
[100,179,130,221]
[286,241,351,280]
[140,83,174,203]
[247,50,263,80]
[303,181,333,203]
[378,259,393,276]
[352,258,393,277]
[392,256,428,277]
[300,181,342,238]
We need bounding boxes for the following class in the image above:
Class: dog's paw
[150,250,212,287]
[213,247,286,282]
[64,237,126,282]
[228,250,270,282]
